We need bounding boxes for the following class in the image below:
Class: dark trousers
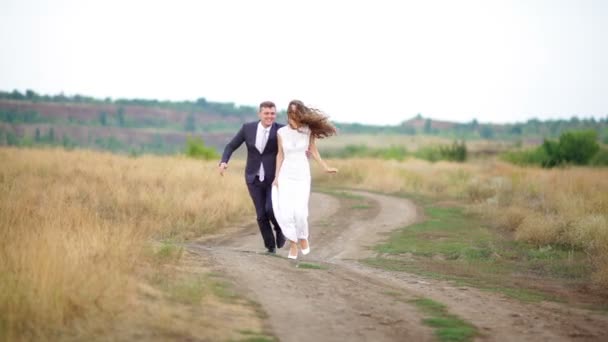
[246,176,283,249]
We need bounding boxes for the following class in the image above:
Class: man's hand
[218,162,228,176]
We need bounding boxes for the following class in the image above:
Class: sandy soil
[187,190,608,342]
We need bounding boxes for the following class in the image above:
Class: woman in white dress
[272,100,338,259]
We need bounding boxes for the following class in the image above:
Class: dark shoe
[266,247,276,254]
[276,232,286,249]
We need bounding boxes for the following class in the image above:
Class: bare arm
[273,134,285,186]
[309,135,338,173]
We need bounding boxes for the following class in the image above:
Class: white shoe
[301,240,310,255]
[288,246,298,260]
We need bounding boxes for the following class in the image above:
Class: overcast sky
[1,0,607,125]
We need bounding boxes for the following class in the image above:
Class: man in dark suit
[219,101,286,253]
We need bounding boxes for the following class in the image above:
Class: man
[219,101,286,253]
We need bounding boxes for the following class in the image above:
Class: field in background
[312,158,608,290]
[317,133,522,156]
[2,146,607,340]
[0,147,260,341]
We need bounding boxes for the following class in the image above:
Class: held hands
[272,178,278,187]
[218,162,228,176]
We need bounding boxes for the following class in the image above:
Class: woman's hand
[272,178,278,187]
[325,167,338,174]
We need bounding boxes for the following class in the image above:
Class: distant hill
[1,89,606,155]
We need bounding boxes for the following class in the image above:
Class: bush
[590,148,608,166]
[503,130,600,168]
[554,130,599,165]
[414,146,442,162]
[439,140,467,162]
[501,147,549,166]
[185,137,219,160]
[414,141,467,162]
[377,146,408,161]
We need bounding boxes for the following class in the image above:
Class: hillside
[1,90,607,156]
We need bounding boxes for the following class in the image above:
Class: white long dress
[271,125,311,242]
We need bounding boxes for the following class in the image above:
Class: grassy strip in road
[411,298,477,342]
[364,196,599,307]
[296,262,328,270]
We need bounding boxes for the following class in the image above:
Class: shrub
[501,147,549,166]
[414,146,442,162]
[590,148,608,166]
[439,140,467,162]
[185,136,219,160]
[503,130,600,168]
[554,130,599,165]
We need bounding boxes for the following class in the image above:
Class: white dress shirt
[255,122,271,181]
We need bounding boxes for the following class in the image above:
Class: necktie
[259,127,270,181]
[261,127,269,152]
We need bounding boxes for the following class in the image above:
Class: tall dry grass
[0,147,251,340]
[313,157,608,288]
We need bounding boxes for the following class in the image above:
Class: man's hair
[259,101,276,111]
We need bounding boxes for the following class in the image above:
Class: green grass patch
[366,199,593,305]
[376,206,493,261]
[410,298,477,342]
[209,277,241,302]
[296,262,328,270]
[165,276,207,304]
[364,257,553,303]
[351,204,372,209]
[146,241,184,264]
[147,271,242,304]
[235,330,276,342]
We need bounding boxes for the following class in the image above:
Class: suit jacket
[221,121,284,184]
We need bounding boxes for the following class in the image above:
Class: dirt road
[187,190,608,342]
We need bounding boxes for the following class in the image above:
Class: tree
[185,113,196,132]
[424,119,432,134]
[6,131,18,145]
[185,136,219,160]
[62,134,72,148]
[401,125,416,135]
[25,89,39,100]
[468,118,479,133]
[99,112,108,126]
[196,97,207,107]
[509,125,523,135]
[48,127,55,142]
[10,90,25,100]
[480,125,495,139]
[116,107,126,127]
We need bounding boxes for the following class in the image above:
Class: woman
[271,100,338,259]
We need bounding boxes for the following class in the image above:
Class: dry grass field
[0,147,255,340]
[313,158,608,288]
[2,146,607,340]
[316,133,522,155]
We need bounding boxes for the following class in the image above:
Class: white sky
[1,0,607,125]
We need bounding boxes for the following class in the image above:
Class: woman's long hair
[288,100,337,139]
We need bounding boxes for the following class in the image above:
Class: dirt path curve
[187,191,608,342]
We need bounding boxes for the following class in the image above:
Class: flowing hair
[287,100,337,139]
